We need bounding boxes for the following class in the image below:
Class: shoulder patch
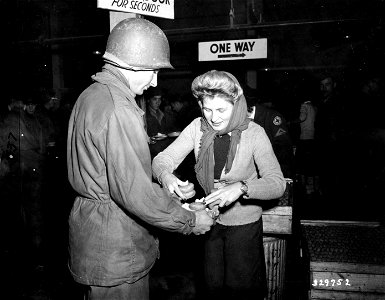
[273,116,282,126]
[275,128,287,137]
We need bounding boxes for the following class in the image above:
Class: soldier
[245,88,295,179]
[67,18,213,300]
[0,95,48,271]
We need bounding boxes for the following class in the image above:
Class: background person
[169,93,201,132]
[35,88,62,150]
[0,95,48,274]
[291,98,318,198]
[314,74,346,207]
[145,87,175,138]
[316,74,346,144]
[244,87,295,179]
[67,18,213,300]
[152,70,286,300]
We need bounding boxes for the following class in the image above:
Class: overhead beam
[12,17,368,46]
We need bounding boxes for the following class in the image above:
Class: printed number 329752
[312,279,351,287]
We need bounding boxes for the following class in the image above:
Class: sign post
[198,38,267,62]
[109,11,136,31]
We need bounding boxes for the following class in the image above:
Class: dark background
[1,0,384,231]
[1,1,384,299]
[1,0,384,105]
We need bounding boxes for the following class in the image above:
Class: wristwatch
[240,180,249,196]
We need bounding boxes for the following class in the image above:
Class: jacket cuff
[175,209,196,235]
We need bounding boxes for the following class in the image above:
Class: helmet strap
[103,52,155,72]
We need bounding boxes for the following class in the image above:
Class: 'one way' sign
[198,38,267,61]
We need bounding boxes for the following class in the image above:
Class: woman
[152,70,286,299]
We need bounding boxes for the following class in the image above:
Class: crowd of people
[1,16,384,300]
[0,88,75,297]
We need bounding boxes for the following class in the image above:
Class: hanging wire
[229,0,235,28]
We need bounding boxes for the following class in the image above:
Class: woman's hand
[160,172,196,200]
[179,181,196,199]
[205,182,244,208]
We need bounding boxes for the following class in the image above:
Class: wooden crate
[301,220,385,299]
[262,179,293,235]
[263,236,287,300]
[263,206,292,235]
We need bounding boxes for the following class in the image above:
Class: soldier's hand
[192,210,214,235]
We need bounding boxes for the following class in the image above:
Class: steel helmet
[104,18,173,69]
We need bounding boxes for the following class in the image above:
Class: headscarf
[194,72,251,195]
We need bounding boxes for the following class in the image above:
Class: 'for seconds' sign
[97,0,174,19]
[198,38,267,61]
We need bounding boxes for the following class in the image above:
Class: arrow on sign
[218,53,246,58]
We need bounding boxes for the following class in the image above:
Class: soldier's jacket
[252,103,294,178]
[0,108,47,175]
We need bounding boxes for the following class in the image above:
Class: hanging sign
[198,38,267,61]
[97,0,174,19]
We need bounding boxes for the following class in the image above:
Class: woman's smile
[200,96,234,131]
[211,120,223,127]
